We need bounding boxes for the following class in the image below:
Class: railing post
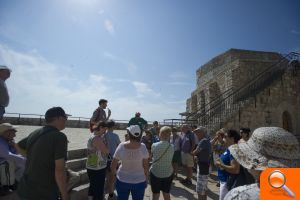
[39,115,42,126]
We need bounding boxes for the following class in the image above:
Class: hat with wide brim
[0,123,18,135]
[229,127,300,170]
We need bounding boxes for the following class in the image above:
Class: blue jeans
[116,179,147,200]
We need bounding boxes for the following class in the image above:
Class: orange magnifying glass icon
[268,170,296,198]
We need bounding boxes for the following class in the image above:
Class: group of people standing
[88,99,175,200]
[0,92,300,200]
[209,127,300,200]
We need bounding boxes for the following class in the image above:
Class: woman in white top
[111,125,149,200]
[86,121,109,200]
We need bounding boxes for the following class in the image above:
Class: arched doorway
[282,111,293,132]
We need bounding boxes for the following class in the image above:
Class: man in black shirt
[17,107,70,200]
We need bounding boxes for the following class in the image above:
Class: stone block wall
[222,68,300,135]
[186,49,283,116]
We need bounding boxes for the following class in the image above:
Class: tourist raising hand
[86,121,109,200]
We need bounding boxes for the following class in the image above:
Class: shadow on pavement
[207,188,219,200]
[170,184,197,200]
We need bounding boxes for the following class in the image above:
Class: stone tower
[183,49,300,137]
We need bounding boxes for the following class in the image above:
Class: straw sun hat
[229,127,300,170]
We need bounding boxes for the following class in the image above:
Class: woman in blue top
[215,129,241,200]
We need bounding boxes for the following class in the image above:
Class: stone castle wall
[223,68,300,134]
[185,48,300,135]
[187,49,282,115]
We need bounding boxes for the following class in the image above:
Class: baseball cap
[45,107,71,121]
[0,123,18,135]
[194,126,207,134]
[127,125,141,137]
[0,65,11,72]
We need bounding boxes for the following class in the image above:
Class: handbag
[227,165,255,191]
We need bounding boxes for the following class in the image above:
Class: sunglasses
[95,126,107,131]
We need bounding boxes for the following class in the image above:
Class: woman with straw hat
[224,127,300,200]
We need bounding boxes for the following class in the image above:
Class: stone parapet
[3,117,129,130]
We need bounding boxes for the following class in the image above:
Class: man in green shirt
[127,112,148,133]
[17,107,70,200]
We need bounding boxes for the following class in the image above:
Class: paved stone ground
[10,125,220,200]
[14,125,115,150]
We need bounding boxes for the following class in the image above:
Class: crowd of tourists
[0,64,300,200]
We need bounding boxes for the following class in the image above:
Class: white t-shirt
[113,142,149,184]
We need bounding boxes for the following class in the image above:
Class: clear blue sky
[0,0,299,121]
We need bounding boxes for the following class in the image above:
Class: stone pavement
[9,125,220,200]
[142,171,219,200]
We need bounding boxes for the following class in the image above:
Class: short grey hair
[194,126,207,136]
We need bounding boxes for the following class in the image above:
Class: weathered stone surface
[185,49,300,138]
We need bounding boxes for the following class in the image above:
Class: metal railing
[186,52,300,132]
[4,112,130,125]
[4,113,165,126]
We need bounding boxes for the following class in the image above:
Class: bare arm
[110,158,119,175]
[192,148,199,156]
[217,159,240,174]
[190,137,196,154]
[210,136,218,145]
[143,158,149,182]
[55,158,69,200]
[106,108,111,120]
[15,143,27,157]
[93,137,109,155]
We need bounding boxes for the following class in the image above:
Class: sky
[0,0,300,122]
